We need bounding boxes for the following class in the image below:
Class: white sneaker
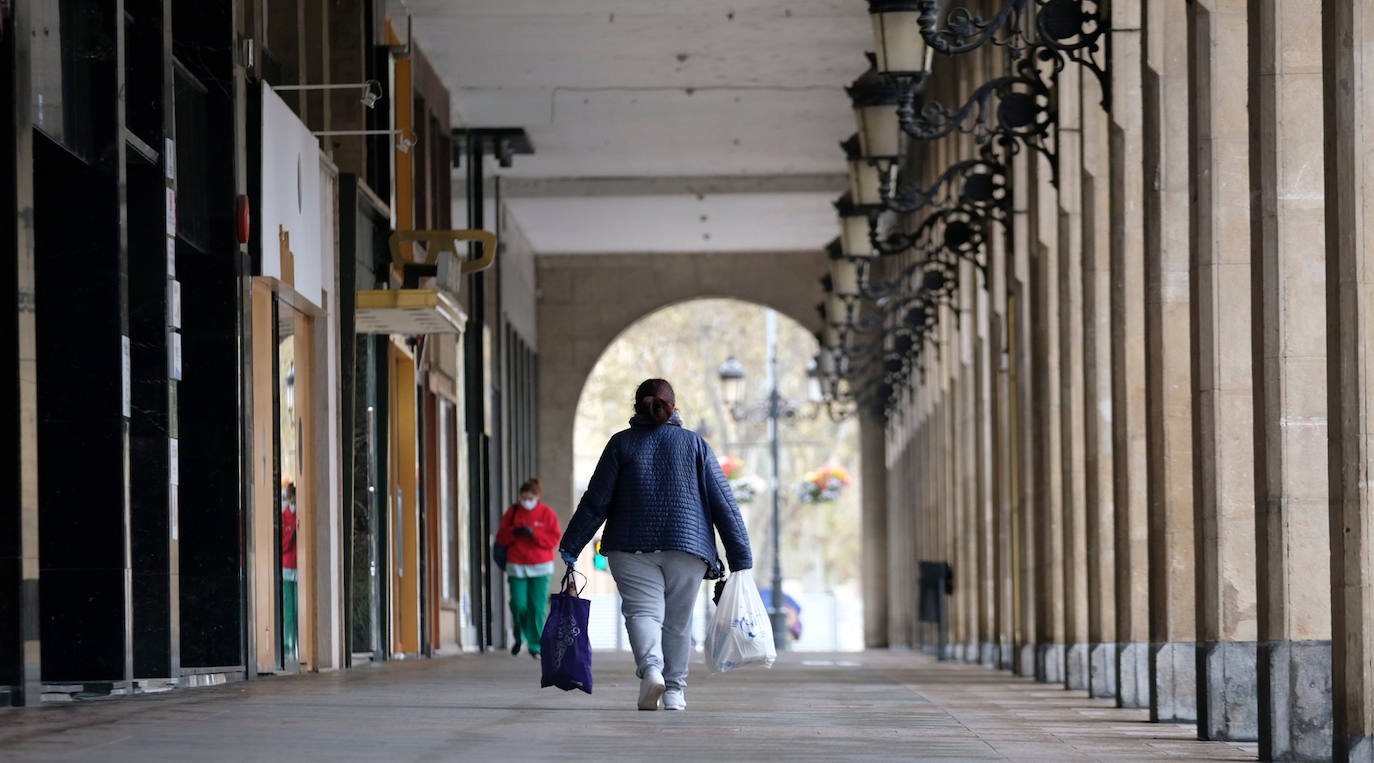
[663,689,686,711]
[637,667,666,710]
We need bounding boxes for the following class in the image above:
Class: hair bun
[633,379,677,426]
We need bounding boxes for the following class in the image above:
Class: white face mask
[520,498,538,510]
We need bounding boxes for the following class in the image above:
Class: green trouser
[508,574,551,654]
[283,578,298,661]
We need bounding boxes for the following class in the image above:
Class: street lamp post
[719,310,794,652]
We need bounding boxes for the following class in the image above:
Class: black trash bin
[918,561,954,659]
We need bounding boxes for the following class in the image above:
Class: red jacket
[281,501,297,571]
[495,501,562,566]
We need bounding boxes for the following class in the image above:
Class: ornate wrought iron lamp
[861,0,1109,187]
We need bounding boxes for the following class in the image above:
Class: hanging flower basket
[796,461,853,503]
[717,454,745,480]
[730,474,768,504]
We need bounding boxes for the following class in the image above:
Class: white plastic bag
[704,570,777,673]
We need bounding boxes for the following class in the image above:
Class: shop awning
[354,288,468,335]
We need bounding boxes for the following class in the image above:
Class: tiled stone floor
[0,650,1259,761]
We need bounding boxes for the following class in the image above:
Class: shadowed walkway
[0,651,1259,761]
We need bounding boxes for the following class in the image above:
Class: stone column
[10,0,43,706]
[1249,0,1335,757]
[888,414,915,648]
[942,371,961,659]
[1010,147,1039,677]
[1187,0,1260,742]
[963,43,996,669]
[961,261,982,663]
[1030,147,1066,683]
[975,271,998,667]
[1143,0,1199,723]
[989,183,1015,670]
[961,359,979,662]
[860,413,889,648]
[931,384,943,652]
[1081,37,1118,701]
[918,381,934,650]
[942,319,959,659]
[1058,61,1092,692]
[1323,1,1374,757]
[1110,0,1153,710]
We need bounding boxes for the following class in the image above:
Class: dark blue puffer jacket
[560,413,753,579]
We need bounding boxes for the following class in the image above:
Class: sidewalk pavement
[0,649,1258,761]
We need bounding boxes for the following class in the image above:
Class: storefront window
[31,0,102,159]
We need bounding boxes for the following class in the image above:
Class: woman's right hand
[560,549,578,566]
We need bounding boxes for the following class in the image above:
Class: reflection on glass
[279,312,299,665]
[439,401,456,602]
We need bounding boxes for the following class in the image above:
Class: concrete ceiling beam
[453,173,847,199]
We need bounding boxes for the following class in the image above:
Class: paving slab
[0,650,1258,761]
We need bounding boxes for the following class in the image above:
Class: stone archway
[534,250,828,523]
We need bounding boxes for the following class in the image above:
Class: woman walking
[559,379,753,711]
[496,477,562,659]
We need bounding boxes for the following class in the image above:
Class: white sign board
[259,83,324,309]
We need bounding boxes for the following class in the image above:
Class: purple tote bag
[540,568,593,694]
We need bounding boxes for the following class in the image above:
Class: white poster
[260,83,324,309]
[169,438,179,486]
[165,188,176,237]
[169,332,182,381]
[168,280,181,329]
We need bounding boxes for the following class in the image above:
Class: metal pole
[766,310,787,651]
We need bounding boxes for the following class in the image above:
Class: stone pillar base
[1344,735,1374,762]
[979,642,999,669]
[1198,641,1258,741]
[964,642,981,664]
[1117,642,1151,708]
[1089,643,1118,699]
[1066,643,1090,691]
[1259,640,1333,760]
[1037,643,1066,684]
[1150,641,1198,722]
[1015,643,1038,677]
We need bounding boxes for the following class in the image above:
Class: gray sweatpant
[607,550,707,691]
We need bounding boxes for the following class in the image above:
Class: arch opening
[570,298,864,652]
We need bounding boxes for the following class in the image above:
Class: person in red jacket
[495,477,562,658]
[281,481,299,661]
